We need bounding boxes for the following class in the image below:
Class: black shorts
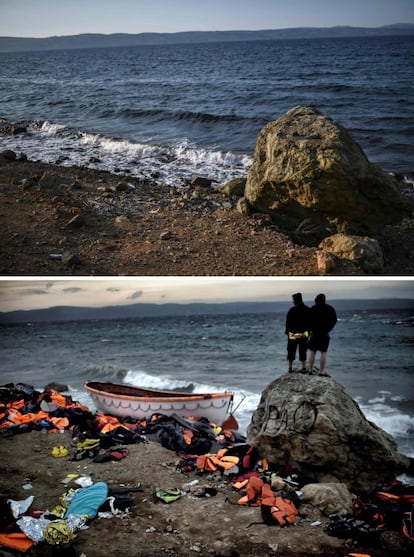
[308,333,330,353]
[287,337,308,361]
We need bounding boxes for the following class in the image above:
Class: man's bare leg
[319,352,328,374]
[308,350,316,371]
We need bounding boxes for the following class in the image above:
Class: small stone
[114,215,130,227]
[145,526,156,533]
[1,123,27,135]
[21,178,37,190]
[66,214,85,229]
[55,156,70,164]
[316,250,337,275]
[253,213,272,226]
[217,177,246,197]
[115,181,129,192]
[189,177,214,187]
[38,173,55,189]
[236,197,250,216]
[160,231,173,240]
[61,251,82,268]
[0,149,16,161]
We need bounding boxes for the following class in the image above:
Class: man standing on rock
[307,294,337,376]
[285,293,310,373]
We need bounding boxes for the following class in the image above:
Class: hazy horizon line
[3,22,413,40]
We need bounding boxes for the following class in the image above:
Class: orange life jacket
[196,448,239,473]
[0,532,34,552]
[48,416,69,430]
[235,476,264,506]
[376,490,414,505]
[233,476,298,526]
[50,392,66,407]
[261,482,298,526]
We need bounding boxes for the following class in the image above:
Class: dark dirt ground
[1,430,411,557]
[1,158,413,276]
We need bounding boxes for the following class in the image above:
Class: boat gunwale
[84,381,233,404]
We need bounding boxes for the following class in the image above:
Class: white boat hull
[84,381,233,426]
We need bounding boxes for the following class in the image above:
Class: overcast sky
[0,278,412,312]
[0,0,412,38]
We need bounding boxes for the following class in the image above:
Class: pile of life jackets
[353,481,414,544]
[232,475,299,527]
[327,479,414,546]
[0,383,246,458]
[0,382,94,437]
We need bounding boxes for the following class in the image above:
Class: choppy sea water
[0,35,413,187]
[1,307,413,459]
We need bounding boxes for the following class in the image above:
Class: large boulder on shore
[244,106,408,236]
[246,374,411,493]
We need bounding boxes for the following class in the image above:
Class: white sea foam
[67,384,94,411]
[1,121,252,187]
[124,369,198,392]
[40,121,67,134]
[359,401,414,457]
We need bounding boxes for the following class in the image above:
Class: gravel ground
[1,158,413,276]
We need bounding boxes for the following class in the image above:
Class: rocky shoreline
[0,154,413,276]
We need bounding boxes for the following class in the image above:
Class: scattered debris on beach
[1,381,412,556]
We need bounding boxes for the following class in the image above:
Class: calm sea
[0,35,413,186]
[1,307,413,459]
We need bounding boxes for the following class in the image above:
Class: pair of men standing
[285,292,337,376]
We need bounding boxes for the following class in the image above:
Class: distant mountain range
[0,24,413,52]
[0,298,412,325]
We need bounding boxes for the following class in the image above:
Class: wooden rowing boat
[84,381,235,426]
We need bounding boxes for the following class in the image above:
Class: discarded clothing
[64,482,109,520]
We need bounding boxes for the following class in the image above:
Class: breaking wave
[122,370,261,436]
[357,392,414,458]
[1,118,253,187]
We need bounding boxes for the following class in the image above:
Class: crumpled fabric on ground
[17,516,51,543]
[43,514,87,545]
[11,483,107,546]
[43,520,77,545]
[50,487,77,517]
[7,496,34,519]
[64,482,108,519]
